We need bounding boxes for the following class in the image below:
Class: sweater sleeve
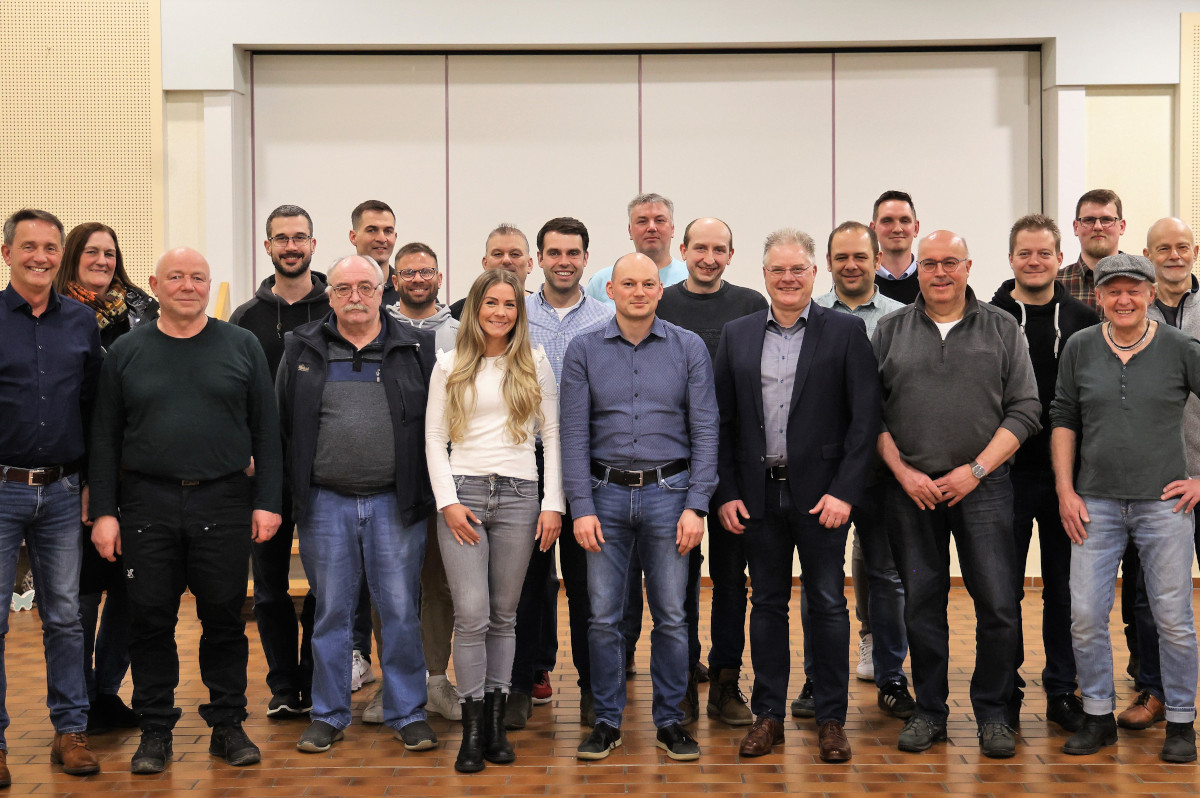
[1050,335,1083,432]
[245,335,283,514]
[88,350,126,519]
[424,354,459,510]
[535,350,565,513]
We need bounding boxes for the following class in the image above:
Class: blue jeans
[1071,497,1197,722]
[587,469,691,729]
[853,483,908,687]
[437,475,539,699]
[885,467,1020,724]
[1011,469,1077,698]
[745,480,849,724]
[301,487,427,731]
[0,474,88,745]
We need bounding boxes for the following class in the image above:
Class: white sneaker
[426,674,462,721]
[351,649,376,693]
[856,633,874,682]
[362,686,384,724]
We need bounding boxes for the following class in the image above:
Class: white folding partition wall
[252,50,1039,303]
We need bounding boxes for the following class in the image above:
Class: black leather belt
[767,464,789,481]
[128,470,245,488]
[0,462,79,486]
[591,459,688,487]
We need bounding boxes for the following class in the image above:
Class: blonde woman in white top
[425,269,562,773]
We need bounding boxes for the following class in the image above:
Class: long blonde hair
[445,270,543,445]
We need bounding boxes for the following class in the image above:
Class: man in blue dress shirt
[561,252,718,762]
[0,208,103,782]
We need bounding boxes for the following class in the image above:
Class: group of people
[1,184,1199,786]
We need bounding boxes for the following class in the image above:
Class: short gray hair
[627,193,674,221]
[762,228,815,264]
[327,254,383,286]
[485,223,529,253]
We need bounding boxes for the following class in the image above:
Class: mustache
[342,303,370,312]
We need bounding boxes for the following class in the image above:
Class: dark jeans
[511,508,571,695]
[624,545,703,669]
[885,466,1019,724]
[744,480,849,725]
[1131,515,1200,702]
[119,472,253,730]
[707,510,748,672]
[1010,469,1077,697]
[80,590,131,699]
[853,483,908,687]
[251,488,315,697]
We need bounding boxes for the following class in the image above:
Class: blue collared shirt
[761,304,810,466]
[526,287,614,386]
[560,316,718,516]
[584,259,688,307]
[814,287,904,338]
[0,285,102,468]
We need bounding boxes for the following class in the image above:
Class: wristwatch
[969,460,987,480]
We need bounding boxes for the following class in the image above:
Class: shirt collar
[3,284,60,314]
[819,286,881,311]
[876,255,917,281]
[602,314,667,342]
[536,286,586,312]
[766,302,810,330]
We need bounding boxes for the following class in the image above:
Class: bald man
[872,230,1039,758]
[561,253,718,762]
[90,248,283,774]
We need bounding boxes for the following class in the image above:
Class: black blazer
[712,303,880,518]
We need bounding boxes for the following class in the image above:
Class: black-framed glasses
[398,267,438,280]
[330,283,381,299]
[917,258,968,273]
[1076,216,1120,229]
[270,234,313,246]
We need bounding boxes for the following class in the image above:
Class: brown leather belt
[591,459,688,488]
[0,462,80,486]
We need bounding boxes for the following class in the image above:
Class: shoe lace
[719,677,747,705]
[64,732,91,750]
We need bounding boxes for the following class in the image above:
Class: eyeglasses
[398,267,437,280]
[917,258,968,273]
[764,265,816,278]
[330,283,381,299]
[270,234,312,246]
[1076,216,1121,229]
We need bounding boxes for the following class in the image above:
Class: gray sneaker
[897,716,948,752]
[395,719,437,751]
[362,686,384,724]
[978,722,1016,759]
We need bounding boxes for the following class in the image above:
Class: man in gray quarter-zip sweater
[871,230,1040,760]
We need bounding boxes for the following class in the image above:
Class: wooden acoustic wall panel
[1183,13,1200,248]
[0,0,161,288]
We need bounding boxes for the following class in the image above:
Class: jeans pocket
[659,469,691,492]
[61,472,82,494]
[508,478,539,500]
[590,476,605,490]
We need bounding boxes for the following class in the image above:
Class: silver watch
[969,460,986,480]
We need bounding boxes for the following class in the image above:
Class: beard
[273,250,313,278]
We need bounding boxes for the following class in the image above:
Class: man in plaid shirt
[1057,189,1127,320]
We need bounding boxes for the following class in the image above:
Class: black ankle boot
[455,698,485,773]
[483,690,515,764]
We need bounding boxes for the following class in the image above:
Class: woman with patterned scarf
[52,222,158,733]
[55,223,158,351]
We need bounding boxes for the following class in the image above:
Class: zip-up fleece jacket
[1149,274,1200,476]
[230,271,331,376]
[385,302,459,354]
[276,309,436,527]
[871,286,1042,475]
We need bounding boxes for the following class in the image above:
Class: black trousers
[120,472,253,730]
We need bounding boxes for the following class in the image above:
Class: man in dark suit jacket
[713,228,880,763]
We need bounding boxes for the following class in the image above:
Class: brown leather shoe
[0,749,10,787]
[738,716,784,757]
[818,720,852,762]
[50,731,100,775]
[1118,690,1166,730]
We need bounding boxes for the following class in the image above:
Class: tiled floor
[1,586,1195,797]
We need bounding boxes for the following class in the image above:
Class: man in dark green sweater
[90,247,282,775]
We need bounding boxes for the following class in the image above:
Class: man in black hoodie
[989,214,1098,734]
[230,204,330,718]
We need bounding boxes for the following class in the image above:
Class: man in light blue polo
[562,252,718,762]
[584,193,687,306]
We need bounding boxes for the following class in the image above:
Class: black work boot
[455,698,485,773]
[1062,712,1118,755]
[483,689,515,764]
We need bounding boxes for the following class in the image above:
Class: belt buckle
[629,470,644,488]
[26,469,39,486]
[181,479,200,487]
